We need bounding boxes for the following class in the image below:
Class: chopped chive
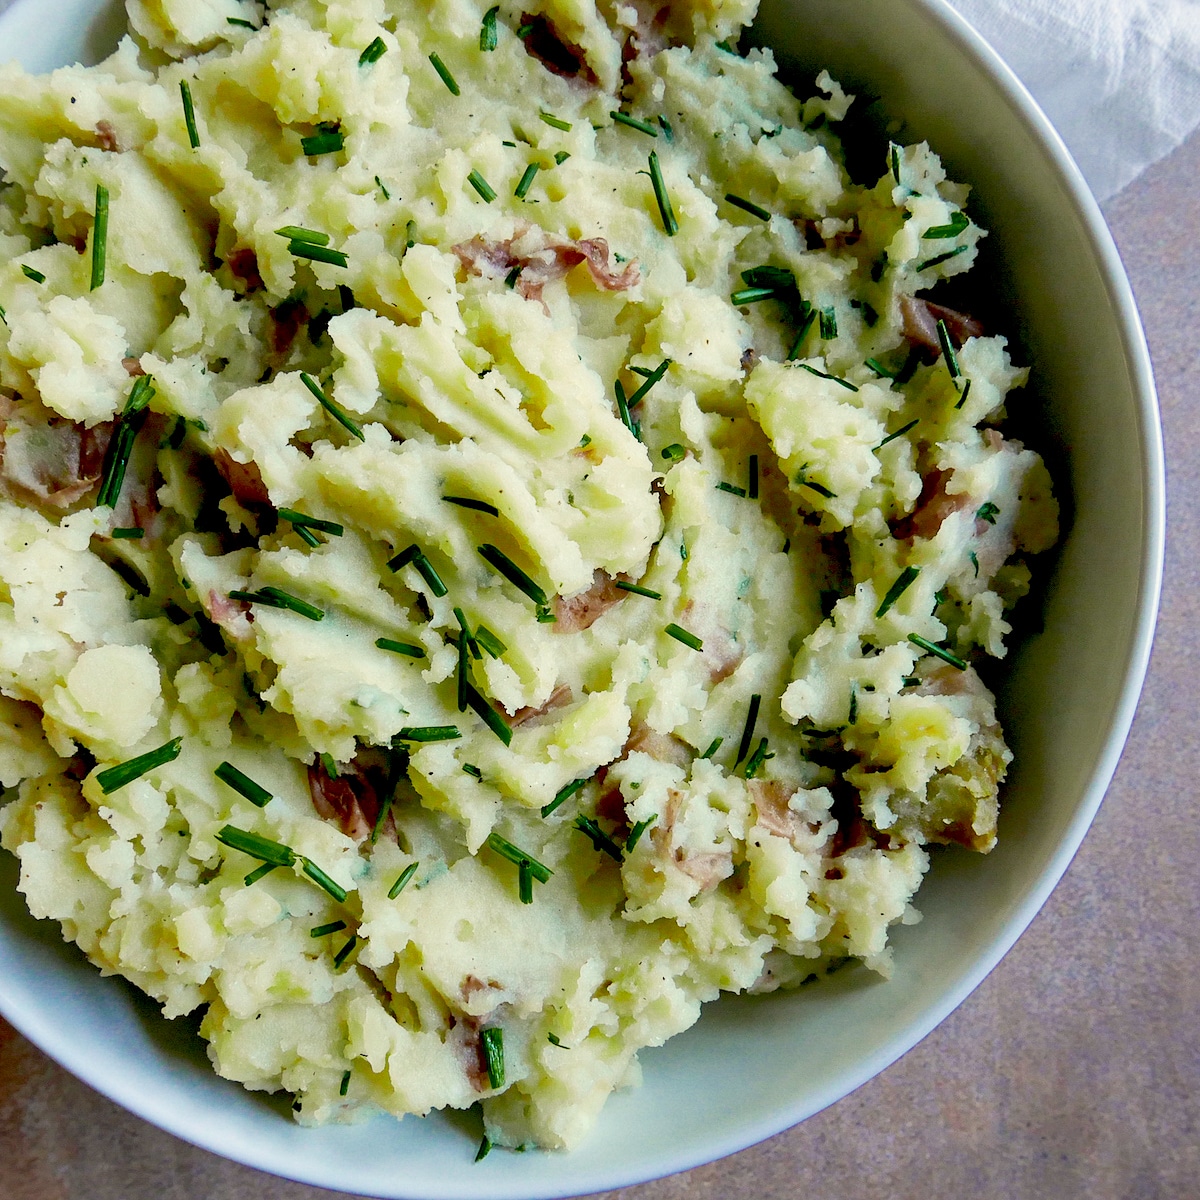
[664,623,702,651]
[467,169,496,202]
[477,544,548,607]
[908,633,968,670]
[244,862,278,886]
[227,17,256,28]
[627,358,671,407]
[969,550,980,578]
[935,319,961,378]
[333,933,358,968]
[179,80,200,148]
[955,378,973,409]
[0,304,8,326]
[389,861,420,898]
[90,184,108,291]
[504,265,521,289]
[359,36,387,66]
[793,362,859,392]
[123,373,155,415]
[786,307,819,360]
[918,245,969,272]
[457,631,470,713]
[661,443,686,463]
[480,5,499,50]
[741,737,772,779]
[735,694,761,765]
[475,1133,493,1162]
[540,111,572,131]
[876,566,920,618]
[647,150,678,236]
[716,482,747,498]
[278,508,344,535]
[413,553,448,597]
[795,474,836,498]
[95,737,183,794]
[536,603,556,624]
[385,545,419,572]
[465,684,513,746]
[311,920,347,938]
[288,240,349,268]
[300,128,345,155]
[215,761,273,808]
[486,832,552,882]
[463,763,483,780]
[20,264,45,283]
[547,1032,568,1048]
[748,454,759,500]
[574,815,623,861]
[480,1027,504,1089]
[294,525,321,548]
[518,859,534,903]
[443,494,500,517]
[276,225,330,245]
[543,778,585,818]
[625,813,656,853]
[454,607,481,660]
[300,372,364,440]
[429,52,460,95]
[230,586,325,621]
[319,752,339,778]
[516,20,534,36]
[890,142,902,184]
[866,357,897,380]
[923,211,969,239]
[370,746,405,846]
[515,162,540,200]
[700,736,723,760]
[216,825,295,867]
[615,580,661,600]
[474,625,507,658]
[111,526,144,539]
[731,286,777,306]
[376,637,426,658]
[629,365,654,378]
[610,110,658,137]
[876,418,919,450]
[339,1070,351,1096]
[302,858,348,903]
[396,725,461,743]
[724,193,770,221]
[554,149,570,164]
[819,307,838,340]
[848,687,858,725]
[614,378,638,439]
[976,501,999,524]
[375,175,391,200]
[658,114,674,140]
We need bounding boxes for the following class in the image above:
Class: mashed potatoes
[0,0,1057,1152]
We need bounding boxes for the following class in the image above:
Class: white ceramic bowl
[0,0,1164,1196]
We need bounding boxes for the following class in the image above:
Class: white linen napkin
[947,0,1200,199]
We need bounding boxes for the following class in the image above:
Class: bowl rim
[0,0,1165,1195]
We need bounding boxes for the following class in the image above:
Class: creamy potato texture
[0,0,1057,1151]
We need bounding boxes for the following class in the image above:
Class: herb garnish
[955,378,973,409]
[465,683,513,745]
[97,373,155,507]
[547,1032,568,1048]
[819,307,838,340]
[741,737,772,778]
[658,115,674,140]
[518,859,534,903]
[311,920,347,938]
[215,761,272,808]
[389,861,420,898]
[661,443,686,463]
[276,225,330,245]
[699,736,723,759]
[339,1070,351,1096]
[793,469,836,498]
[515,162,539,199]
[540,111,572,131]
[21,264,45,283]
[976,501,999,524]
[480,1027,504,1089]
[359,36,387,66]
[786,307,818,359]
[463,764,484,780]
[614,581,661,600]
[918,245,968,272]
[429,52,460,95]
[923,211,969,239]
[480,6,499,51]
[288,240,349,268]
[730,286,777,306]
[876,566,920,618]
[542,778,585,818]
[95,737,183,794]
[229,587,325,621]
[278,508,344,536]
[935,319,961,379]
[793,362,859,392]
[333,934,358,968]
[387,544,448,596]
[664,623,702,651]
[300,372,365,440]
[611,111,658,137]
[486,832,552,882]
[227,17,256,29]
[647,150,678,236]
[396,725,461,743]
[876,418,919,449]
[474,625,506,658]
[613,378,638,439]
[216,825,295,866]
[301,125,344,156]
[443,495,500,517]
[301,858,348,903]
[376,637,426,658]
[625,814,656,852]
[111,526,143,539]
[573,815,623,861]
[735,694,761,765]
[716,482,747,497]
[477,544,548,607]
[179,80,200,148]
[907,633,967,670]
[243,862,278,886]
[724,193,770,221]
[90,184,108,291]
[457,630,470,712]
[475,1133,493,1162]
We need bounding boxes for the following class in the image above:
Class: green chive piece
[658,115,674,140]
[787,307,819,360]
[311,920,347,938]
[300,372,364,440]
[661,443,686,463]
[515,162,540,199]
[908,633,968,670]
[716,482,747,498]
[976,501,999,525]
[95,737,183,794]
[735,694,761,765]
[547,1032,568,1048]
[216,825,295,867]
[319,752,339,778]
[731,286,777,306]
[890,142,902,185]
[516,20,534,37]
[465,683,513,746]
[21,264,46,283]
[935,319,961,378]
[179,80,200,148]
[794,472,836,499]
[955,378,973,409]
[359,36,387,66]
[554,149,570,164]
[742,737,772,779]
[969,550,980,578]
[504,265,521,289]
[536,604,556,623]
[375,175,391,200]
[243,862,278,886]
[540,111,572,131]
[665,623,702,651]
[123,373,155,415]
[724,193,770,221]
[475,1133,493,1162]
[480,5,499,50]
[429,52,460,95]
[610,110,657,137]
[625,813,656,853]
[477,544,548,607]
[278,508,344,536]
[389,861,420,898]
[376,637,426,659]
[848,687,858,725]
[647,150,678,236]
[626,359,671,407]
[918,245,969,272]
[454,607,481,660]
[614,378,638,439]
[443,495,500,517]
[396,725,461,743]
[574,815,623,861]
[819,307,838,340]
[0,305,9,326]
[474,625,507,658]
[301,128,345,156]
[748,454,760,500]
[700,736,723,760]
[227,17,256,28]
[385,545,419,572]
[333,934,358,968]
[111,526,144,539]
[479,1027,504,1089]
[230,586,325,622]
[793,362,859,392]
[215,761,273,808]
[339,1070,351,1096]
[467,169,496,202]
[386,544,447,596]
[542,778,585,818]
[876,566,920,618]
[294,524,321,548]
[923,211,969,239]
[457,632,470,713]
[463,763,483,780]
[615,580,661,600]
[518,859,534,904]
[486,832,552,882]
[276,225,330,246]
[876,419,919,451]
[302,858,348,903]
[289,240,349,268]
[90,184,108,291]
